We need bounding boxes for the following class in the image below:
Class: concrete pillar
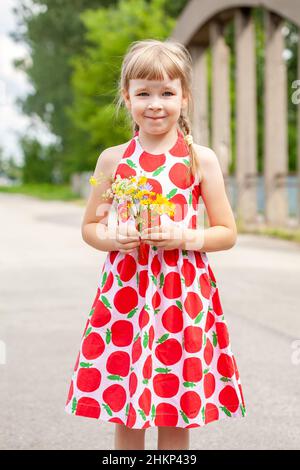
[189,45,209,146]
[209,20,231,189]
[235,8,257,225]
[264,10,288,227]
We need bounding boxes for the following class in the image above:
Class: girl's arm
[183,146,237,252]
[81,146,120,252]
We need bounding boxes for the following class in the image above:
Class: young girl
[64,38,247,450]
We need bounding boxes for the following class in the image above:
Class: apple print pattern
[64,128,247,429]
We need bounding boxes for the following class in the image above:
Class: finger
[141,228,165,237]
[127,225,140,238]
[117,232,140,241]
[145,239,165,246]
[117,230,140,241]
[142,228,165,235]
[118,247,138,253]
[118,238,140,245]
[118,225,140,239]
[119,247,138,253]
[117,240,140,248]
[141,225,162,235]
[142,233,168,241]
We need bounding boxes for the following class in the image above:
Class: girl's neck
[137,126,179,155]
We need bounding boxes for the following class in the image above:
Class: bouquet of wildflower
[89,172,175,259]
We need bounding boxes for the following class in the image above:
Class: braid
[178,113,202,184]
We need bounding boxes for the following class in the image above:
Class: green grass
[0,183,83,202]
[236,217,300,244]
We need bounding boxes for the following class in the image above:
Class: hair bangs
[128,48,184,83]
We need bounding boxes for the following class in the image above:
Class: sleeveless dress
[64,128,247,429]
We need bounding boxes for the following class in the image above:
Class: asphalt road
[0,193,300,450]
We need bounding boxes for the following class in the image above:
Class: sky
[0,0,53,164]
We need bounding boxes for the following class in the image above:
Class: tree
[67,0,175,170]
[21,136,60,183]
[12,0,187,180]
[0,147,21,181]
[12,0,118,182]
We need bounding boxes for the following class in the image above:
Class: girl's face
[123,76,187,135]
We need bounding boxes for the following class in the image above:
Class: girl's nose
[148,102,162,110]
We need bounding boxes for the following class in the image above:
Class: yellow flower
[138,176,147,185]
[89,172,109,186]
[154,194,165,204]
[135,190,147,200]
[89,176,98,186]
[125,188,136,195]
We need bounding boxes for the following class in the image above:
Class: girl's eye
[137,91,174,96]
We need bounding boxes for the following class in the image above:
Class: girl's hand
[140,224,186,250]
[141,225,205,251]
[114,224,141,253]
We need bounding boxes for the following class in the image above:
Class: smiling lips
[145,116,167,120]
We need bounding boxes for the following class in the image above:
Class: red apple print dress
[64,128,247,429]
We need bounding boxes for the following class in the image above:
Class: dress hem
[64,403,247,429]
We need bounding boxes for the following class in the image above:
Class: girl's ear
[181,95,188,110]
[122,88,131,110]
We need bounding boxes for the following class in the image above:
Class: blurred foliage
[12,0,185,182]
[0,147,22,181]
[20,136,61,184]
[0,183,79,200]
[254,7,265,174]
[67,0,176,171]
[10,0,299,186]
[285,21,298,173]
[12,0,119,183]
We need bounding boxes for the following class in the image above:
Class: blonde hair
[115,38,202,184]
